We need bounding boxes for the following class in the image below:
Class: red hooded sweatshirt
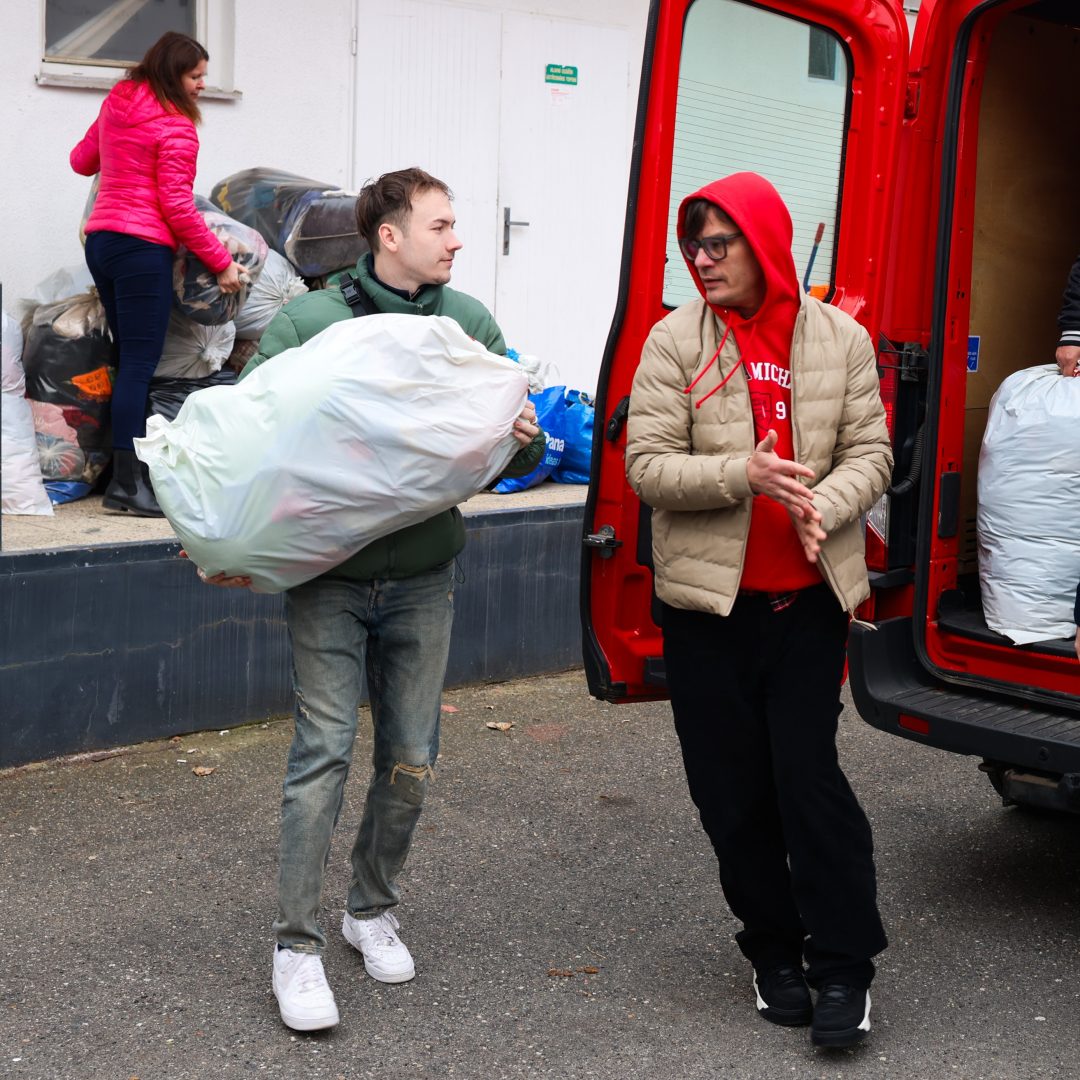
[677,172,822,593]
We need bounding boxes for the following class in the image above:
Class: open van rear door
[581,0,909,702]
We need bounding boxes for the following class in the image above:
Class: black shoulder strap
[340,273,378,317]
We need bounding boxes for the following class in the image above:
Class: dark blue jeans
[662,584,887,990]
[85,230,174,450]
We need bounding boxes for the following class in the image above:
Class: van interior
[928,1,1080,685]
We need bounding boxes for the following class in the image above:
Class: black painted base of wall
[1,503,584,768]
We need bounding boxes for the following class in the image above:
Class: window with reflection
[45,0,196,67]
[664,0,848,308]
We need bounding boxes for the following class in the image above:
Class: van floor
[938,577,1076,661]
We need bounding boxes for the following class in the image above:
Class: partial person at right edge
[1055,254,1080,376]
[70,30,243,517]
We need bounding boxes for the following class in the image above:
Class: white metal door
[495,14,631,393]
[353,0,503,309]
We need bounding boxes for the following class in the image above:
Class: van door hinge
[583,525,623,558]
[899,342,929,382]
[350,25,358,56]
[904,78,920,120]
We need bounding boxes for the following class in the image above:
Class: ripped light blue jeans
[274,562,454,953]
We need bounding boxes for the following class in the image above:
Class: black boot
[102,449,165,517]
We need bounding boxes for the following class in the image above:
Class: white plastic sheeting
[233,250,307,341]
[135,314,528,593]
[1,310,53,515]
[977,365,1080,644]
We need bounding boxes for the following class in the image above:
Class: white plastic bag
[2,310,53,516]
[233,250,308,340]
[135,314,528,593]
[155,310,235,378]
[977,364,1080,643]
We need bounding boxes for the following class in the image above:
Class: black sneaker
[811,984,871,1047]
[753,965,813,1026]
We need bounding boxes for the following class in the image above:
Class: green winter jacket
[241,253,546,582]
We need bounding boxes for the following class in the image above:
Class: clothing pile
[19,279,116,504]
[145,199,266,420]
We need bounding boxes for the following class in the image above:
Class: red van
[582,0,1080,810]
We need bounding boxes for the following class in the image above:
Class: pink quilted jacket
[70,79,231,273]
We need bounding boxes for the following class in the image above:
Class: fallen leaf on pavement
[192,766,217,777]
[486,721,514,732]
[577,966,600,975]
[547,969,574,978]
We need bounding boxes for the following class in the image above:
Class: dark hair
[127,31,209,124]
[682,198,736,239]
[355,168,453,251]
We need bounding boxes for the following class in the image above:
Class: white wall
[0,1,646,315]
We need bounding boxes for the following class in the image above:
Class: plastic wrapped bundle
[233,249,308,340]
[210,168,368,277]
[135,314,528,593]
[173,198,269,326]
[977,365,1080,643]
[2,310,53,515]
[22,290,115,501]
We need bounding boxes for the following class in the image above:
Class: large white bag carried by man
[977,364,1080,644]
[135,314,528,593]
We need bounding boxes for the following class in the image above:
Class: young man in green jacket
[214,168,543,1031]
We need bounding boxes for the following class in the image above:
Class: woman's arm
[70,116,101,176]
[155,117,232,272]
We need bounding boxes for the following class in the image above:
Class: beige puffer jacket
[625,292,892,617]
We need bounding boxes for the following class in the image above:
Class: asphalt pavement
[2,670,1079,1080]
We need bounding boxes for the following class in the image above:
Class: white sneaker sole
[276,1001,340,1032]
[272,980,340,1031]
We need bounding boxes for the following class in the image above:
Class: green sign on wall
[544,64,578,86]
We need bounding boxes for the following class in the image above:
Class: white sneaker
[342,910,416,983]
[272,948,340,1031]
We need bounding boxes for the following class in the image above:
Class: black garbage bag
[22,290,114,498]
[147,369,238,422]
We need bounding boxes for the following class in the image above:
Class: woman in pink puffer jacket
[71,30,242,516]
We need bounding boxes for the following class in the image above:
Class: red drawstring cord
[683,322,743,408]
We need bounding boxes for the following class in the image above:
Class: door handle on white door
[502,206,530,254]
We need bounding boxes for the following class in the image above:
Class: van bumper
[848,617,1080,777]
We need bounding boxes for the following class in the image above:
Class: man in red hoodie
[625,173,893,1048]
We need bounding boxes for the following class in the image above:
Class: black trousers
[662,584,887,989]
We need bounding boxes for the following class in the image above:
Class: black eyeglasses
[679,231,743,262]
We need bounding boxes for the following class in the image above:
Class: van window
[665,0,848,308]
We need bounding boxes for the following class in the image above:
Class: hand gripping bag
[977,365,1080,644]
[173,199,269,326]
[135,314,528,593]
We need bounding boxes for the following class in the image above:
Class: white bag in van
[977,364,1080,644]
[135,314,528,593]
